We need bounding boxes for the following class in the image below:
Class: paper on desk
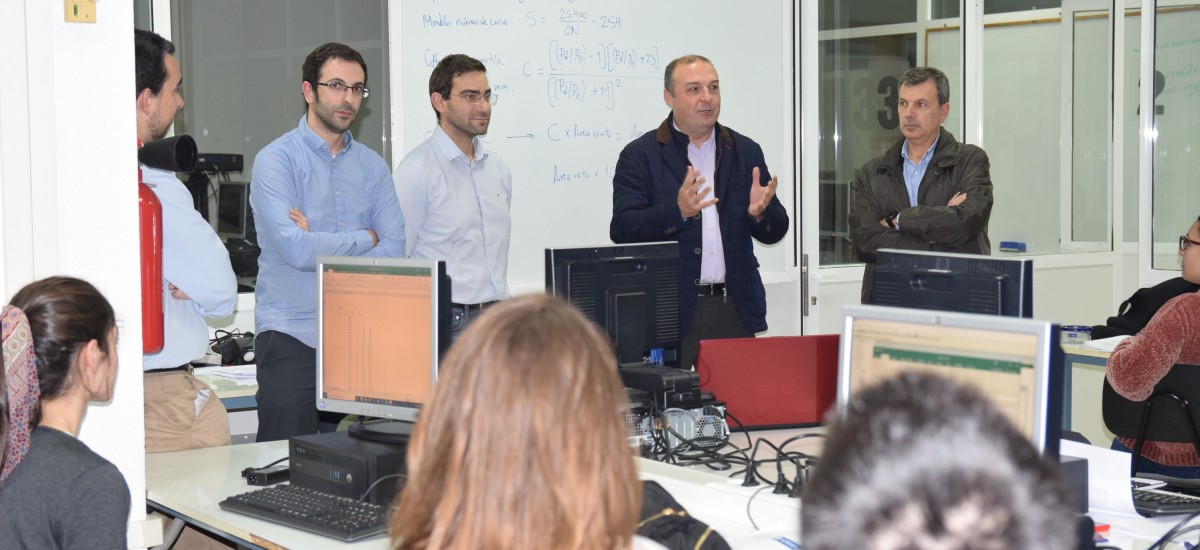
[1083,335,1131,353]
[194,365,258,386]
[1060,439,1138,516]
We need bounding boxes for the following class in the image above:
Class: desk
[1064,346,1114,447]
[147,431,1197,548]
[146,435,803,549]
[194,365,258,410]
[147,441,385,549]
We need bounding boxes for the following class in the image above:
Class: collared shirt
[901,135,940,207]
[251,115,406,347]
[679,124,725,284]
[142,166,238,371]
[394,126,512,304]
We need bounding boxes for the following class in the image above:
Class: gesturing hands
[677,166,717,219]
[748,167,778,221]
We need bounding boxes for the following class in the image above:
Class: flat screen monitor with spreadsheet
[838,304,1063,457]
[316,256,450,443]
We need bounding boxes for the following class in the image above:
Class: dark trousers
[679,294,754,370]
[449,305,488,343]
[254,330,345,442]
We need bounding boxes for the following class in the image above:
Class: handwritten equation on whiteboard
[410,2,673,185]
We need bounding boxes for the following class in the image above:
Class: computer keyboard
[1132,486,1200,517]
[219,484,389,541]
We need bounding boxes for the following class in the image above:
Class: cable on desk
[745,485,772,531]
[653,410,736,469]
[359,473,407,502]
[252,456,287,470]
[1148,510,1200,550]
[723,410,754,452]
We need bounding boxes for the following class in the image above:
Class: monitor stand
[347,418,414,445]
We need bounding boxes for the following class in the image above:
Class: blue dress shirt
[393,125,512,304]
[251,115,406,347]
[141,166,238,371]
[901,135,939,207]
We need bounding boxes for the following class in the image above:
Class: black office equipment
[545,242,681,367]
[218,484,388,541]
[316,257,450,443]
[216,181,250,241]
[1131,485,1200,517]
[870,249,1034,318]
[185,152,242,221]
[289,431,408,506]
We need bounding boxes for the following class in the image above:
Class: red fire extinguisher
[137,135,197,354]
[138,142,165,354]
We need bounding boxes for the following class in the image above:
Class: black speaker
[139,135,197,173]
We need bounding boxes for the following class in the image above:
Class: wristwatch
[885,212,899,230]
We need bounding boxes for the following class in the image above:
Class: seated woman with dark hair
[389,294,666,550]
[802,372,1075,550]
[1107,214,1200,477]
[0,276,130,549]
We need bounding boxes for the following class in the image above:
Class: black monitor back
[870,249,1033,318]
[545,242,680,367]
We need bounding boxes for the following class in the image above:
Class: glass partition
[168,0,391,290]
[1151,4,1200,270]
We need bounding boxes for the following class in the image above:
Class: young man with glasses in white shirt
[394,54,512,337]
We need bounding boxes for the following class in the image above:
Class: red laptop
[695,334,839,429]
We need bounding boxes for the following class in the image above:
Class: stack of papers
[1083,335,1131,353]
[193,365,257,386]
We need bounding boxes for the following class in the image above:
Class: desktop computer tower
[289,431,408,506]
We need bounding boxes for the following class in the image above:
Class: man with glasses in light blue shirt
[394,54,512,336]
[251,43,406,442]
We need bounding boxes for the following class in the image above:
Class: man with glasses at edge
[251,43,406,442]
[394,54,512,337]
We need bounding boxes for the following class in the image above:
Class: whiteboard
[390,0,795,292]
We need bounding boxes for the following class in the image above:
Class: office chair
[1101,364,1200,477]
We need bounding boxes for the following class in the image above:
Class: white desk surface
[145,431,808,549]
[145,440,382,549]
[147,428,1191,549]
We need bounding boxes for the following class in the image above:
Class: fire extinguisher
[138,162,164,354]
[138,135,197,354]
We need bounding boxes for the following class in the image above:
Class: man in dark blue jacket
[611,54,790,370]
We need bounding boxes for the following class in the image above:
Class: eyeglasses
[316,81,370,98]
[452,91,498,105]
[1180,235,1200,252]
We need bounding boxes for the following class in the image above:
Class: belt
[696,282,727,297]
[146,364,192,375]
[451,301,499,312]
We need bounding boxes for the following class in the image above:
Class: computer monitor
[316,256,451,443]
[870,249,1034,318]
[216,181,249,241]
[838,304,1063,457]
[545,242,680,367]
